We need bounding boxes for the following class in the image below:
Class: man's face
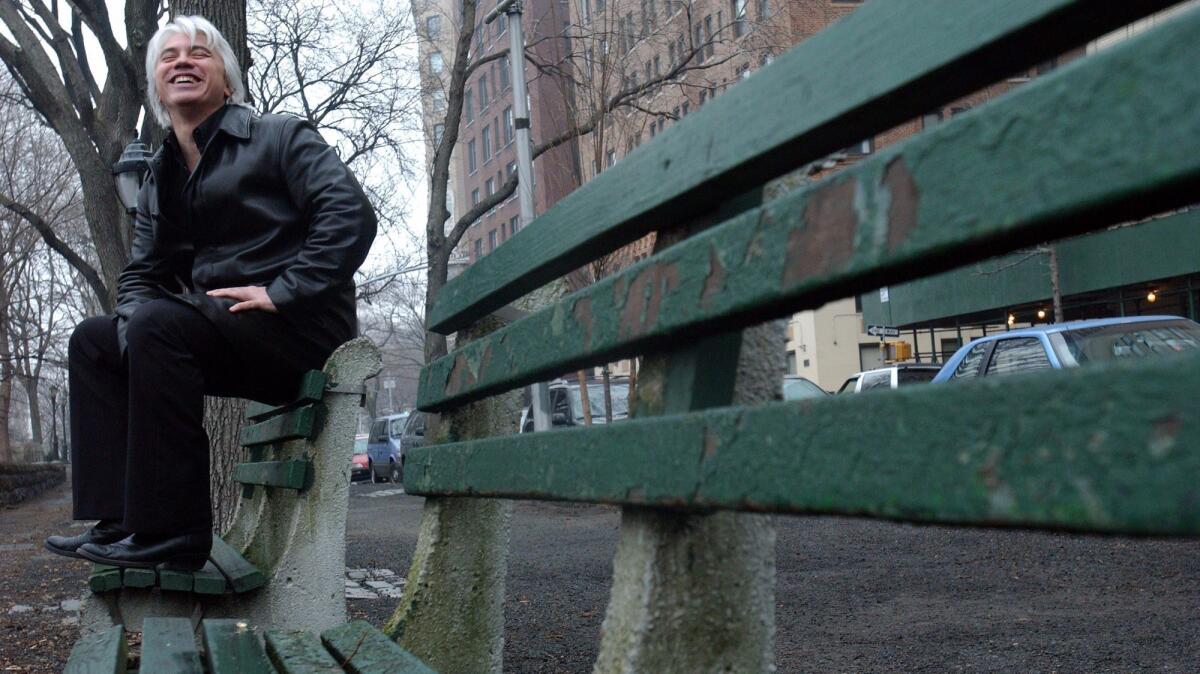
[155,33,230,123]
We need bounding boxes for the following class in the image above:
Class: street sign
[866,325,900,338]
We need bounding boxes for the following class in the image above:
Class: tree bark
[21,376,40,446]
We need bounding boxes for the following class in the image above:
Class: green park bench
[66,619,432,673]
[67,0,1200,671]
[390,1,1200,672]
[78,338,381,637]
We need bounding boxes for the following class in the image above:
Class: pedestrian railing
[401,2,1200,671]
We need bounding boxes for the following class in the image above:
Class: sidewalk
[0,475,88,673]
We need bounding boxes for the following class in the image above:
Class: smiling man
[43,16,377,570]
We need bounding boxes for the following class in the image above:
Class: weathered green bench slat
[320,620,436,674]
[234,459,311,490]
[409,354,1200,536]
[245,371,329,421]
[426,0,1181,334]
[241,403,323,447]
[203,619,275,674]
[193,560,228,595]
[121,566,156,589]
[63,624,125,674]
[417,8,1200,411]
[159,566,195,592]
[88,564,121,593]
[209,535,266,593]
[264,630,344,673]
[141,617,203,674]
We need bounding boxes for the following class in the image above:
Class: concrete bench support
[385,316,518,674]
[80,337,381,635]
[595,323,781,673]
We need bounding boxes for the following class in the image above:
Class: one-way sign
[866,325,900,338]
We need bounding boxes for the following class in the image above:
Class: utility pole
[487,0,551,432]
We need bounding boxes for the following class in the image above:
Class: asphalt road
[346,481,1199,673]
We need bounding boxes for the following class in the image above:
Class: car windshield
[568,383,630,422]
[389,415,409,436]
[1052,319,1200,365]
[783,378,825,400]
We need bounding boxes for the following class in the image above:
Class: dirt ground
[0,476,90,673]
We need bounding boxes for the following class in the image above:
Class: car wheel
[390,460,402,484]
[369,461,380,484]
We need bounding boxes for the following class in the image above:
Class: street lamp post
[486,0,552,432]
[112,139,153,213]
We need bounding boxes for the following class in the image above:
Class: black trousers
[69,297,334,534]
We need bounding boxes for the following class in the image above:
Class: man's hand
[207,286,278,313]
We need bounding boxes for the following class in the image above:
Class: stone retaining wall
[0,463,66,506]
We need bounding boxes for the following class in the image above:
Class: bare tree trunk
[575,370,592,425]
[627,357,639,413]
[205,396,245,532]
[0,321,11,463]
[601,363,612,423]
[20,376,40,446]
[1048,244,1064,323]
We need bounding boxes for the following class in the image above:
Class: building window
[507,160,517,178]
[676,35,686,66]
[732,0,746,37]
[757,0,769,20]
[668,42,676,66]
[682,101,689,115]
[433,123,445,147]
[431,89,446,110]
[425,15,441,39]
[482,126,492,158]
[468,139,478,172]
[474,238,483,258]
[580,0,590,23]
[503,107,514,143]
[704,15,714,59]
[429,52,444,74]
[649,122,656,139]
[657,117,664,134]
[465,90,474,122]
[496,12,507,36]
[509,216,520,237]
[471,187,480,205]
[653,55,661,77]
[736,63,750,80]
[475,21,484,49]
[605,149,616,167]
[694,24,704,62]
[644,61,652,84]
[699,89,707,105]
[486,176,495,195]
[596,0,604,11]
[488,229,498,250]
[479,75,489,111]
[499,56,511,89]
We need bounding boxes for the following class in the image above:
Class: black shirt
[159,105,230,230]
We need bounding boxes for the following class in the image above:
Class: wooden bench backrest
[411,0,1200,537]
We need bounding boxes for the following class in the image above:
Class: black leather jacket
[116,105,377,355]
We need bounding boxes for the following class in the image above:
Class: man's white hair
[145,15,246,128]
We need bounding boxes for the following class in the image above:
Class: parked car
[782,375,828,400]
[520,378,630,432]
[933,315,1200,383]
[836,364,941,394]
[366,412,428,483]
[350,433,370,482]
[366,413,407,483]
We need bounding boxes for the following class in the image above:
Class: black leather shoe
[77,532,212,571]
[44,520,130,559]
